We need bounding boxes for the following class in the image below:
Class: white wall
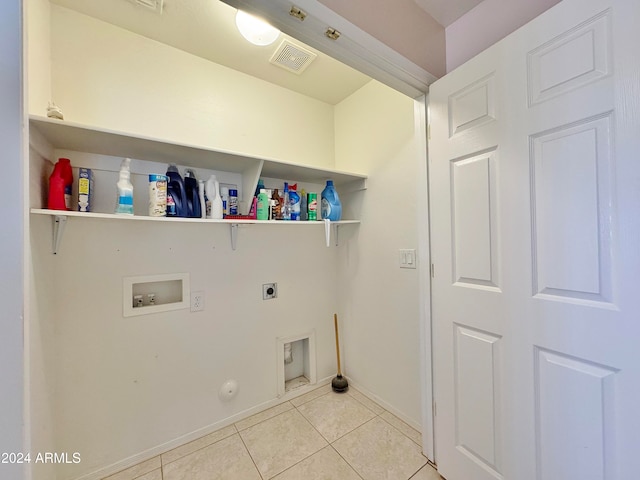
[335,81,425,428]
[26,5,343,480]
[27,0,51,114]
[30,208,339,479]
[26,5,427,478]
[28,131,58,480]
[48,6,335,170]
[26,3,58,478]
[445,0,561,72]
[0,1,25,480]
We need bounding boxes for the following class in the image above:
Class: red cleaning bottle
[48,158,73,210]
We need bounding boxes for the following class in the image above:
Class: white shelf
[29,115,368,205]
[31,209,359,252]
[29,115,364,252]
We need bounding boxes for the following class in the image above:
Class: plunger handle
[334,313,342,376]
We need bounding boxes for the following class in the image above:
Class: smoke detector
[269,40,317,75]
[128,0,164,14]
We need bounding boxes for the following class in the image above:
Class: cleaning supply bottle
[321,179,342,221]
[166,164,188,217]
[282,182,291,220]
[307,192,318,221]
[220,186,229,215]
[184,169,201,218]
[229,188,238,215]
[255,178,265,197]
[48,158,73,210]
[300,189,308,221]
[198,180,206,219]
[115,158,134,215]
[272,188,282,220]
[289,183,301,221]
[257,189,269,220]
[248,196,257,218]
[148,174,167,217]
[205,174,223,219]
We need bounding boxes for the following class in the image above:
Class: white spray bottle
[115,158,134,215]
[205,175,223,219]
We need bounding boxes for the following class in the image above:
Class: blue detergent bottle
[289,183,301,221]
[166,164,188,217]
[321,180,342,221]
[184,169,201,218]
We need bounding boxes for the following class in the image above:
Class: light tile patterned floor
[103,384,441,480]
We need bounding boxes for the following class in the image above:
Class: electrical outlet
[190,291,204,312]
[263,283,277,300]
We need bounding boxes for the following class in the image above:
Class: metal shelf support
[230,223,239,251]
[324,219,340,247]
[52,215,68,255]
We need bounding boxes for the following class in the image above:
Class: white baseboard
[345,377,422,432]
[75,376,334,480]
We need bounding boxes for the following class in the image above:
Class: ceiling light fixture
[235,10,280,46]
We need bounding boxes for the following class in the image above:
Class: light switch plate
[399,249,417,269]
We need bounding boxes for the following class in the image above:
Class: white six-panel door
[429,0,640,479]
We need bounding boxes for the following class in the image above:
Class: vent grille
[269,40,317,74]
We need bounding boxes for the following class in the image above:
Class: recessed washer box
[123,273,190,317]
[277,331,316,397]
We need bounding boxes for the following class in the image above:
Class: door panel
[448,74,497,136]
[527,10,611,106]
[454,325,502,476]
[535,348,617,480]
[530,114,613,303]
[451,150,500,289]
[430,0,639,479]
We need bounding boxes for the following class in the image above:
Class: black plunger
[332,313,349,393]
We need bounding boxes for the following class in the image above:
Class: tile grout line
[289,386,423,479]
[330,415,429,480]
[159,424,239,470]
[112,384,426,480]
[236,428,267,480]
[287,389,370,479]
[326,443,366,480]
[376,412,424,450]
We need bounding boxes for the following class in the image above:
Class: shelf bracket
[324,219,340,247]
[324,219,331,247]
[230,223,239,251]
[52,215,68,255]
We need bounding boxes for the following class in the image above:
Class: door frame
[415,94,435,461]
[218,0,437,99]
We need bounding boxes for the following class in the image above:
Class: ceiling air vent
[269,40,317,75]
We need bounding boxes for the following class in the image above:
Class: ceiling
[50,0,482,105]
[412,0,484,27]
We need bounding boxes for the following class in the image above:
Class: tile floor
[103,384,442,480]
